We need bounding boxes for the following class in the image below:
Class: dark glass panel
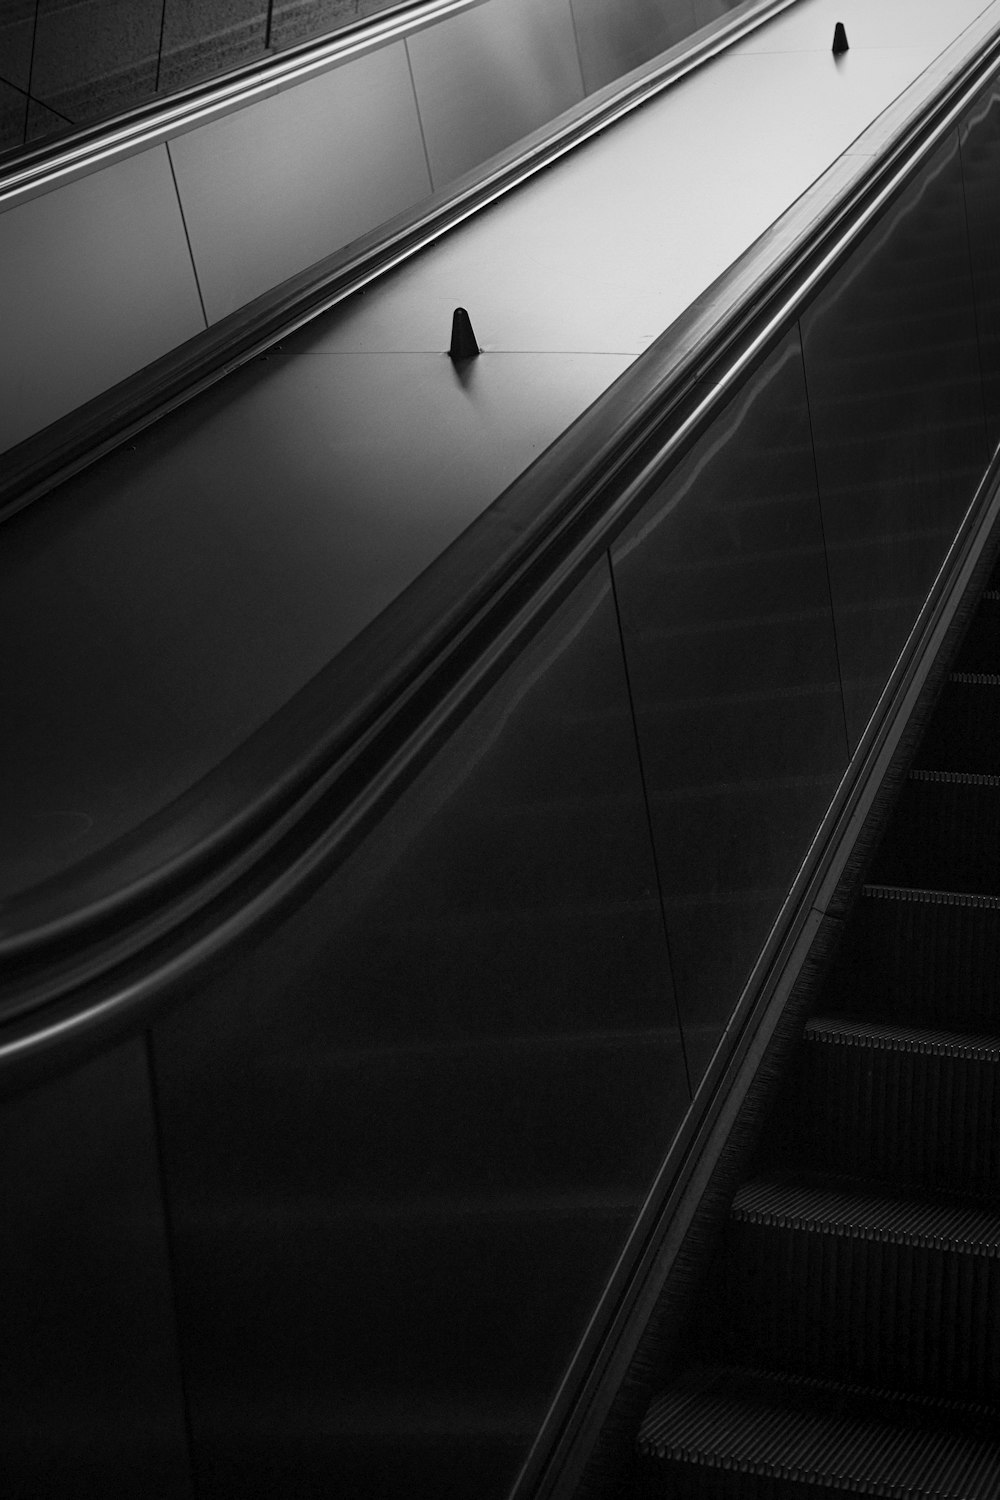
[151,560,687,1498]
[0,0,35,90]
[0,73,26,148]
[959,78,1000,452]
[30,0,161,123]
[158,0,268,94]
[269,0,401,52]
[800,128,988,749]
[612,329,848,1083]
[0,1040,192,1498]
[25,91,69,137]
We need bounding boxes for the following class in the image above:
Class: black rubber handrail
[2,5,999,1099]
[0,0,798,525]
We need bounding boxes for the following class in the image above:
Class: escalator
[634,571,1000,1493]
[7,10,1000,1500]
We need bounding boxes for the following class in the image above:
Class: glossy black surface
[151,560,687,1498]
[158,0,268,93]
[30,0,162,123]
[24,92,68,138]
[611,330,848,1084]
[0,1039,191,1497]
[269,0,400,50]
[0,74,25,148]
[960,78,1000,452]
[800,128,988,750]
[0,0,33,91]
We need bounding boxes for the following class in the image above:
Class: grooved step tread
[638,1366,1000,1495]
[863,883,1000,909]
[908,768,1000,786]
[732,1177,1000,1253]
[804,1015,1000,1061]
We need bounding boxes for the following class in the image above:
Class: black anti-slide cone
[449,307,480,360]
[832,21,848,53]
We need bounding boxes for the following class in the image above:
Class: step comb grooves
[731,1179,1000,1253]
[863,884,1000,909]
[804,1016,1000,1059]
[637,1369,1000,1496]
[908,768,1000,786]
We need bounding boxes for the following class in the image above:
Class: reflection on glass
[611,330,849,1085]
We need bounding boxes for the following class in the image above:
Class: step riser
[795,1041,1000,1193]
[914,681,1000,774]
[872,779,1000,894]
[636,1461,823,1499]
[838,897,1000,1028]
[718,1224,1000,1401]
[953,609,1000,675]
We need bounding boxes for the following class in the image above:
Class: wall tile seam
[165,139,210,329]
[403,34,436,193]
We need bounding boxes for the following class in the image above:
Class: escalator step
[869,770,1000,893]
[637,1365,1000,1497]
[793,1015,1000,1191]
[717,1176,1000,1398]
[833,884,1000,1027]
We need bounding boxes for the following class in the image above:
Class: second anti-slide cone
[832,21,849,53]
[449,307,481,360]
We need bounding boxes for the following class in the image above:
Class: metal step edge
[731,1178,1000,1253]
[638,1369,1000,1494]
[863,883,1000,909]
[804,1016,1000,1060]
[908,768,1000,787]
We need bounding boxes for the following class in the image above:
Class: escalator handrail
[2,5,1000,1090]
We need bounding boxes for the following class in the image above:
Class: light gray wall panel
[571,0,696,95]
[406,0,584,189]
[0,143,205,453]
[169,41,431,324]
[692,0,745,27]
